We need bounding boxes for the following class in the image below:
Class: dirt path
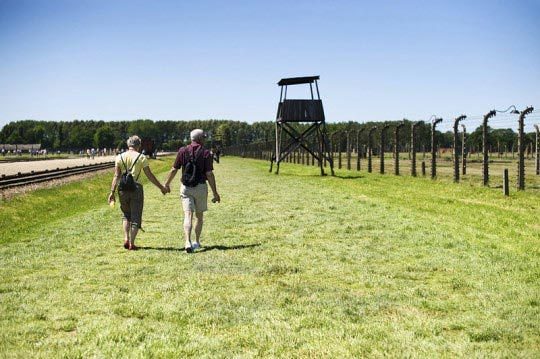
[0,156,115,176]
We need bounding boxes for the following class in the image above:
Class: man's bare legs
[183,210,193,250]
[194,212,204,246]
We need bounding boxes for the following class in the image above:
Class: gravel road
[0,156,116,176]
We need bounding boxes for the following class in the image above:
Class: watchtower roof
[277,76,320,86]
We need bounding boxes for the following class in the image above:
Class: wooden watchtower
[269,76,334,176]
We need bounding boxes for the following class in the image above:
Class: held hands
[160,184,170,195]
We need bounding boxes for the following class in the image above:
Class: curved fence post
[356,129,364,171]
[338,132,343,169]
[453,115,466,182]
[346,131,351,170]
[518,106,534,190]
[394,121,405,175]
[482,110,496,186]
[411,121,420,177]
[461,124,467,175]
[431,118,443,179]
[535,124,540,176]
[368,126,377,173]
[380,124,390,174]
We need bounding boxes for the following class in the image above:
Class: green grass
[1,156,539,357]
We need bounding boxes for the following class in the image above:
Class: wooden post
[421,161,426,176]
[503,168,509,196]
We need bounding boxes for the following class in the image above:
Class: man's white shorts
[180,183,208,212]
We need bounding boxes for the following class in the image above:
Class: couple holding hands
[108,129,220,252]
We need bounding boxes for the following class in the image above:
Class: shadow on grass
[272,172,363,180]
[334,174,364,180]
[137,243,261,253]
[198,243,261,253]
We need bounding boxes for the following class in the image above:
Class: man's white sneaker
[192,242,201,250]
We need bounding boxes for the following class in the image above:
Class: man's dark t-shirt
[173,143,214,183]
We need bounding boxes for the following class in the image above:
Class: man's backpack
[118,153,142,192]
[182,146,203,187]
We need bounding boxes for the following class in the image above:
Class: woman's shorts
[181,183,208,212]
[119,183,144,227]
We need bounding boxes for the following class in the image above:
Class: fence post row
[453,115,466,183]
[231,108,536,194]
[380,124,390,174]
[368,126,377,173]
[431,118,443,179]
[517,106,534,190]
[394,121,405,176]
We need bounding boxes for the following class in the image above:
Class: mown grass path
[1,157,539,357]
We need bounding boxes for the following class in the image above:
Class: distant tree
[6,131,23,144]
[215,123,232,146]
[94,125,115,148]
[128,119,159,140]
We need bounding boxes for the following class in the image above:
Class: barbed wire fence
[224,108,539,195]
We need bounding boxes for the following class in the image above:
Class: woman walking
[108,135,168,250]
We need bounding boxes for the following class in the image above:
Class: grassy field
[1,156,539,357]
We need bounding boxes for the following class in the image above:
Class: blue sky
[1,0,539,131]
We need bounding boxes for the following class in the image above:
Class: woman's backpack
[118,153,142,191]
[182,147,203,187]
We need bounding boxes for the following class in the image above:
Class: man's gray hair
[190,129,205,142]
[127,135,141,148]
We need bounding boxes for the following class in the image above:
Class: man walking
[164,129,220,252]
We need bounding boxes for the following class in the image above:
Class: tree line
[0,119,535,152]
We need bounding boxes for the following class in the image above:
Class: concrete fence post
[431,118,443,179]
[482,110,497,186]
[461,124,467,175]
[346,131,351,170]
[356,128,365,171]
[535,124,539,176]
[411,122,420,177]
[380,124,390,174]
[453,115,466,183]
[394,122,405,175]
[368,126,377,173]
[517,106,534,190]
